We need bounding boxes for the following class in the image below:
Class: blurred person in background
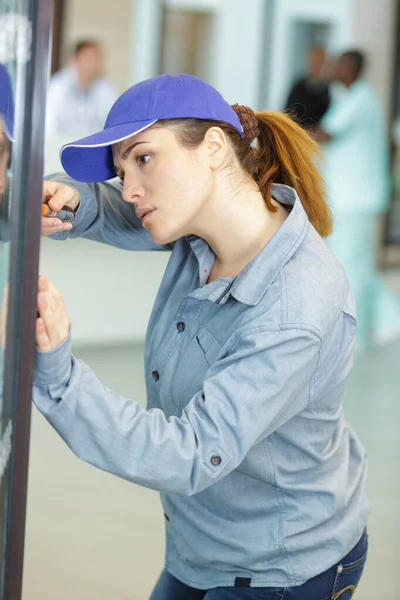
[33,74,369,599]
[284,45,331,129]
[46,40,118,137]
[0,63,14,248]
[0,62,14,394]
[0,64,12,199]
[316,50,400,351]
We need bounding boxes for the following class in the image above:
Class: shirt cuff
[35,329,72,386]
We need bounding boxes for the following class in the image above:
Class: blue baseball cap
[0,64,14,141]
[60,73,244,183]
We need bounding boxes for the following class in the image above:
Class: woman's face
[0,117,10,197]
[112,126,215,245]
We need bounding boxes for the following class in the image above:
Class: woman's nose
[122,177,143,204]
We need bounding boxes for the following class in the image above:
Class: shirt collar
[186,184,310,305]
[230,184,309,305]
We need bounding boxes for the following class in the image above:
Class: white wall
[39,237,170,345]
[129,0,163,85]
[129,0,266,108]
[211,0,266,107]
[351,0,397,122]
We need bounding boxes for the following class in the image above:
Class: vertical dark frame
[384,0,400,250]
[391,0,400,123]
[51,0,64,75]
[2,0,53,598]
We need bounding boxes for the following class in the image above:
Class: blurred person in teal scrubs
[316,50,400,351]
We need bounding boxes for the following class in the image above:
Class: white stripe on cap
[59,120,159,160]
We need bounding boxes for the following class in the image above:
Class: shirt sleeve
[99,80,119,113]
[33,325,321,496]
[44,172,173,251]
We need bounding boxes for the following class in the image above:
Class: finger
[42,217,62,228]
[39,275,62,310]
[43,181,79,212]
[36,317,52,352]
[37,278,70,348]
[43,180,59,203]
[41,217,73,237]
[38,286,58,321]
[38,273,48,291]
[37,295,66,348]
[48,285,70,336]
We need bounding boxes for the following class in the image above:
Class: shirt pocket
[170,325,223,410]
[194,326,223,366]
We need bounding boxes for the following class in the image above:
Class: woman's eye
[137,154,151,167]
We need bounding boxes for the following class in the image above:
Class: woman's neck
[192,182,289,279]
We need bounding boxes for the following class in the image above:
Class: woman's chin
[149,226,178,246]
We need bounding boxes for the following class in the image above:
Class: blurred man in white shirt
[46,40,118,137]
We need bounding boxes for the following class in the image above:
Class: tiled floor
[23,334,400,599]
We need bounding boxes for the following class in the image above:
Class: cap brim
[60,119,158,183]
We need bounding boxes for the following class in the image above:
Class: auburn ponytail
[157,110,332,238]
[252,111,332,237]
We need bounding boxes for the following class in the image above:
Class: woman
[0,63,13,201]
[36,74,369,600]
[0,63,13,342]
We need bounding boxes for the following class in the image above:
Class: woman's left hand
[36,274,70,352]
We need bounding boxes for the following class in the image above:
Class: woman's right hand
[41,180,81,237]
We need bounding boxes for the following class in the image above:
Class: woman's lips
[142,209,156,223]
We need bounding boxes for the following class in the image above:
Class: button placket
[152,298,205,411]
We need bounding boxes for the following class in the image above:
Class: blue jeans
[149,529,368,600]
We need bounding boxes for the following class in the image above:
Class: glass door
[0,0,53,597]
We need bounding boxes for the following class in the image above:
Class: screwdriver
[41,204,75,223]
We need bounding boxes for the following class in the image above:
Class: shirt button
[177,322,185,332]
[152,370,160,381]
[210,455,221,466]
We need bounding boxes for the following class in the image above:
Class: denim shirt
[34,177,369,589]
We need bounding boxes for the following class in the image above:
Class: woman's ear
[204,126,227,169]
